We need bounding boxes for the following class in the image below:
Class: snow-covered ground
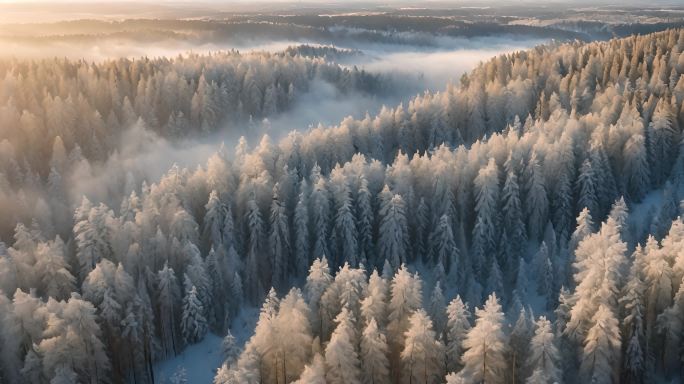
[154,307,259,384]
[627,188,667,244]
[154,333,223,384]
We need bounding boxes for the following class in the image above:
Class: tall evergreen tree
[325,307,362,384]
[378,190,409,271]
[245,194,266,303]
[294,180,310,276]
[458,293,507,384]
[401,309,445,384]
[269,184,290,291]
[361,318,390,384]
[472,158,500,278]
[580,304,621,384]
[524,152,549,241]
[525,316,561,383]
[445,295,471,373]
[181,280,208,345]
[648,98,677,186]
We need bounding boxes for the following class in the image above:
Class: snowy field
[154,308,259,383]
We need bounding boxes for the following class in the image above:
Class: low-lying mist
[65,34,545,203]
[67,78,394,206]
[354,36,548,91]
[0,30,546,242]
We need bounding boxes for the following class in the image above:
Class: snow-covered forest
[1,1,684,383]
[0,49,397,237]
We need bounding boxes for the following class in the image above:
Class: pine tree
[648,98,677,186]
[608,197,629,241]
[472,158,500,278]
[40,295,111,383]
[486,258,504,298]
[617,248,646,383]
[414,197,430,264]
[459,293,507,384]
[533,242,554,304]
[325,263,367,331]
[361,318,390,384]
[570,208,595,253]
[577,159,599,221]
[325,307,362,384]
[229,270,243,317]
[334,181,359,267]
[387,265,423,379]
[566,218,627,343]
[378,190,409,270]
[623,332,645,384]
[641,235,673,351]
[274,288,313,383]
[249,288,280,382]
[181,282,208,344]
[525,316,561,383]
[622,133,650,202]
[292,354,326,384]
[294,180,310,276]
[171,208,200,246]
[524,152,549,241]
[445,295,471,373]
[428,282,447,337]
[184,244,212,321]
[551,147,575,241]
[245,195,265,303]
[74,204,112,280]
[222,203,236,251]
[204,190,227,251]
[509,308,533,383]
[502,166,526,269]
[430,214,458,278]
[34,238,75,300]
[222,331,241,367]
[361,270,388,328]
[206,248,227,330]
[580,304,621,384]
[589,139,618,218]
[356,176,375,267]
[655,275,684,375]
[226,342,262,384]
[311,177,331,266]
[306,257,333,338]
[269,184,290,291]
[158,262,181,358]
[401,309,445,384]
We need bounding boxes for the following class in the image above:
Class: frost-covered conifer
[525,316,560,383]
[378,190,409,270]
[445,295,470,372]
[361,318,390,384]
[325,307,361,384]
[459,293,507,384]
[401,309,445,384]
[181,283,208,344]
